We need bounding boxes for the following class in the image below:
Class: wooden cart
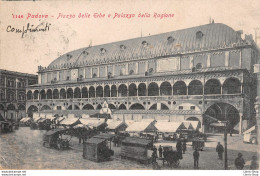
[120,137,153,164]
[42,128,70,150]
[83,137,114,162]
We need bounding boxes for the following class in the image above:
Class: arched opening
[160,82,172,96]
[89,86,95,98]
[223,78,241,94]
[111,85,117,97]
[138,83,146,96]
[7,104,16,110]
[108,104,116,110]
[67,88,73,99]
[60,89,66,99]
[118,84,127,97]
[204,79,221,95]
[173,81,187,95]
[96,86,103,97]
[104,85,110,97]
[149,104,157,110]
[74,87,81,98]
[129,103,145,110]
[0,104,5,110]
[204,103,240,133]
[53,89,59,99]
[74,105,80,110]
[96,104,102,110]
[119,104,127,110]
[82,87,88,98]
[41,105,51,111]
[33,90,39,100]
[27,105,38,118]
[188,80,203,95]
[186,117,201,129]
[27,90,33,100]
[161,103,169,110]
[129,83,137,96]
[46,89,52,99]
[18,104,26,110]
[148,82,159,96]
[40,90,46,99]
[82,104,94,110]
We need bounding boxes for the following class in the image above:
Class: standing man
[216,142,224,160]
[193,148,200,169]
[182,141,187,154]
[158,145,163,158]
[176,140,183,159]
[235,153,245,170]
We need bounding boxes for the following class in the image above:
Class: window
[92,73,97,78]
[120,45,126,50]
[179,106,183,110]
[100,48,106,54]
[196,63,202,69]
[142,41,148,47]
[190,106,195,110]
[57,106,61,110]
[167,36,174,43]
[196,31,204,40]
[129,69,134,75]
[66,54,72,60]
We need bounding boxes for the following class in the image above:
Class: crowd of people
[150,140,258,170]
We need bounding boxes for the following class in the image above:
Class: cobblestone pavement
[0,128,258,170]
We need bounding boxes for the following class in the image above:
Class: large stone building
[26,23,260,133]
[0,69,37,121]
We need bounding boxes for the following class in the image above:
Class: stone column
[253,64,260,147]
[239,113,243,134]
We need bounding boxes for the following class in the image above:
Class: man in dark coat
[182,141,187,154]
[158,145,163,158]
[235,153,245,170]
[193,149,200,169]
[176,140,182,159]
[216,142,224,160]
[250,155,259,170]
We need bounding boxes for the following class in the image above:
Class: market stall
[120,137,153,164]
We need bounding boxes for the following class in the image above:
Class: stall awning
[20,117,32,122]
[122,137,152,146]
[86,137,106,144]
[126,121,157,132]
[79,118,106,128]
[93,133,115,140]
[182,122,195,130]
[106,120,127,130]
[210,122,225,127]
[155,122,186,133]
[60,117,80,126]
[45,128,68,136]
[243,126,256,134]
[185,121,199,130]
[90,113,111,119]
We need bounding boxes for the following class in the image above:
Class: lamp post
[218,120,228,169]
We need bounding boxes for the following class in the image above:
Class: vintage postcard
[0,0,259,175]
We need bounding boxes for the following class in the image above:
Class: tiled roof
[46,23,242,70]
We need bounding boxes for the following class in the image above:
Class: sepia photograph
[0,0,259,175]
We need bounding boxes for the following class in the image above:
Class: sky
[0,0,260,74]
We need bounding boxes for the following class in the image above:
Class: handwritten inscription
[6,22,51,38]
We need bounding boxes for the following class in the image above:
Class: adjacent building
[0,69,37,121]
[26,22,260,133]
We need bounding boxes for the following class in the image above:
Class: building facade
[26,23,260,133]
[0,69,38,121]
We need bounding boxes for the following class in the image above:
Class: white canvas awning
[79,118,106,128]
[155,122,186,133]
[106,119,127,130]
[185,120,199,130]
[126,121,157,132]
[60,117,80,126]
[243,126,256,134]
[182,122,195,130]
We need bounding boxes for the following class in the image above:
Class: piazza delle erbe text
[1,22,260,171]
